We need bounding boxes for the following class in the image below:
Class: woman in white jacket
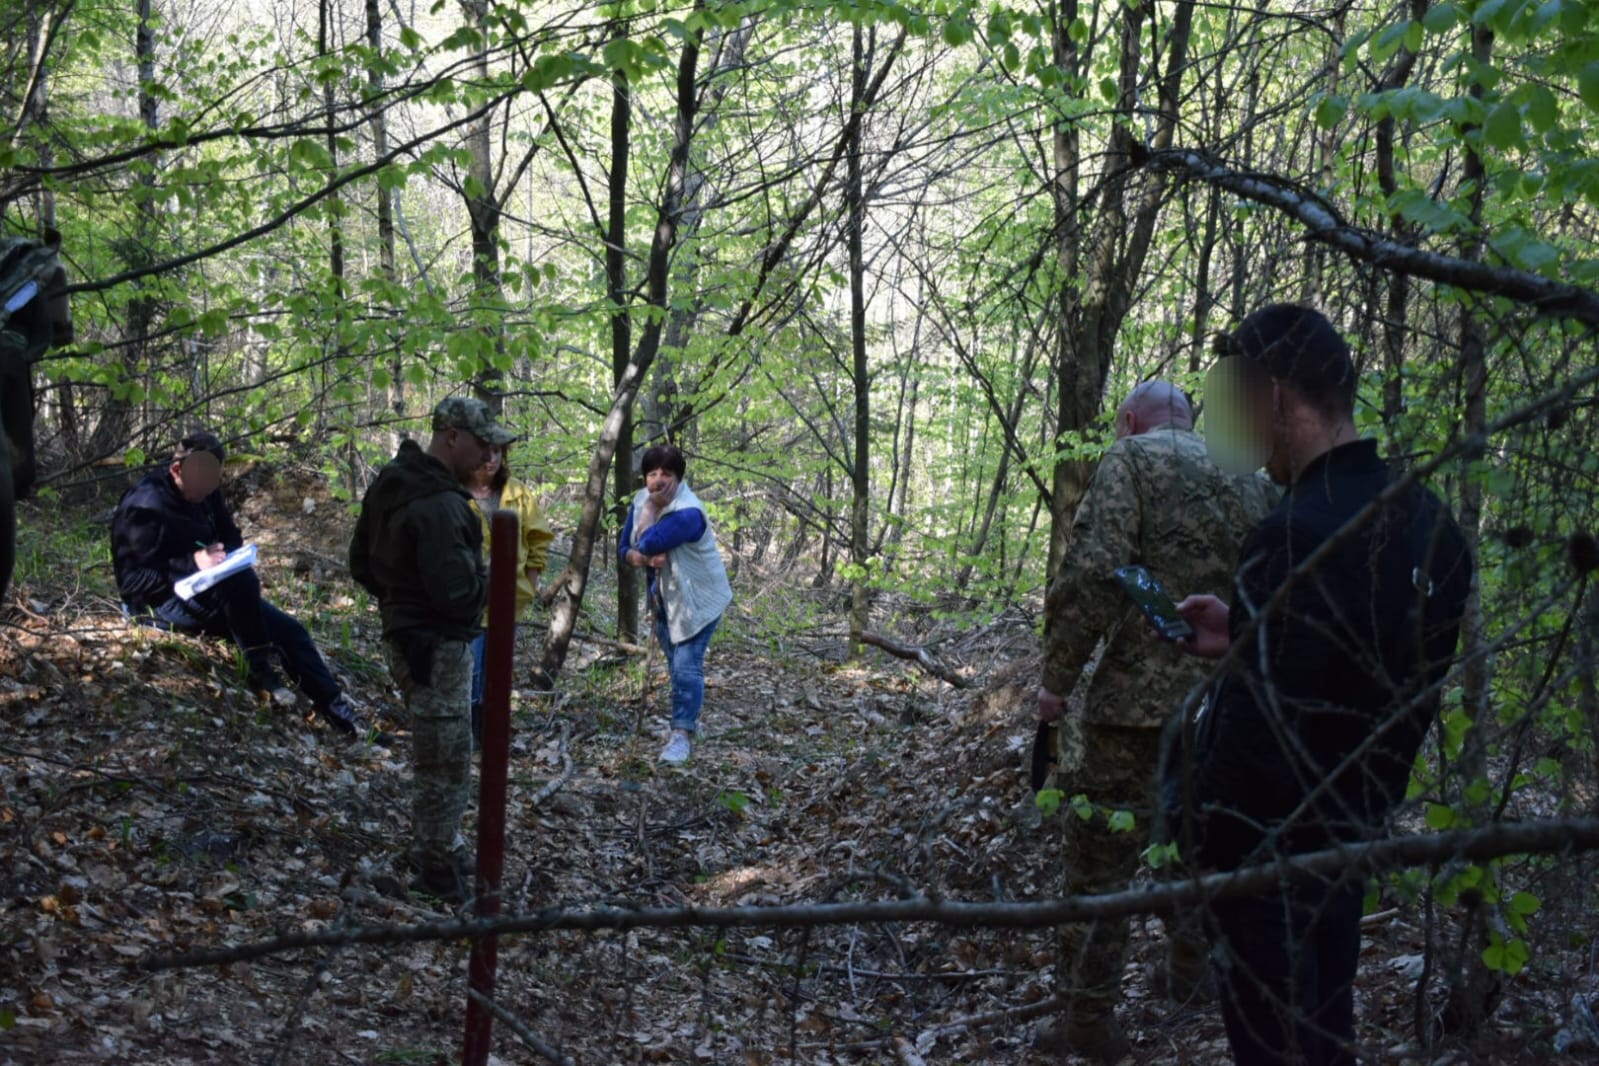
[619,445,733,764]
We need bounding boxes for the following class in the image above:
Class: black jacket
[349,440,485,641]
[1182,440,1473,869]
[111,470,244,612]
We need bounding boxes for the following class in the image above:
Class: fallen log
[861,631,970,688]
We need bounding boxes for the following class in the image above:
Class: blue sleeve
[618,506,635,564]
[636,509,707,555]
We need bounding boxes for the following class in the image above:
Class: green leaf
[1483,100,1524,150]
[718,790,750,813]
[1486,465,1517,497]
[1142,841,1179,869]
[0,1007,13,1031]
[1423,2,1462,31]
[1580,62,1599,113]
[1099,77,1119,103]
[1315,94,1349,129]
[1424,802,1457,829]
[1522,84,1558,132]
[1481,935,1530,974]
[287,138,333,170]
[1509,890,1541,915]
[1107,809,1136,833]
[1371,22,1409,62]
[399,25,422,49]
[1035,788,1063,816]
[198,308,230,336]
[942,15,974,47]
[1472,0,1510,28]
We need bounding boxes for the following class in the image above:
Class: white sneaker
[659,731,692,764]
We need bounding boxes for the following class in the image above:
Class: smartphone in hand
[1113,565,1195,642]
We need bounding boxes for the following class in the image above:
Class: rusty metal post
[463,509,517,1066]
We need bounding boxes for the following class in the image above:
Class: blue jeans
[469,633,487,708]
[1208,880,1364,1066]
[653,614,720,734]
[133,569,341,712]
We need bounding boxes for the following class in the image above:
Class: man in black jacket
[1169,305,1473,1065]
[349,397,509,903]
[112,432,371,738]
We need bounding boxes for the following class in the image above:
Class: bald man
[1034,380,1277,1061]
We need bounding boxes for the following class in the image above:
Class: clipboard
[174,544,257,601]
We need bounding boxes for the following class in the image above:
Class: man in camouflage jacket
[350,397,512,904]
[1035,381,1277,1062]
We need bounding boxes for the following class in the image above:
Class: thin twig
[528,720,575,807]
[465,987,575,1066]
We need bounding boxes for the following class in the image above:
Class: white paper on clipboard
[174,544,257,601]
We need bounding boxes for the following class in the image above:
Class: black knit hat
[1214,303,1355,413]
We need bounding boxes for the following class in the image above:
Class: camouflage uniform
[1042,425,1276,1022]
[350,397,510,881]
[385,638,474,868]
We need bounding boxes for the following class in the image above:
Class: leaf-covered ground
[1,465,1593,1065]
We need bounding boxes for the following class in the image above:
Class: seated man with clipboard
[112,431,378,742]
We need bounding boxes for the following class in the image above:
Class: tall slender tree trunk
[846,25,872,655]
[640,19,755,449]
[320,0,347,458]
[460,0,505,405]
[95,0,159,458]
[1439,17,1498,1041]
[1374,0,1425,456]
[606,26,639,643]
[1047,0,1195,577]
[366,0,403,452]
[540,6,704,680]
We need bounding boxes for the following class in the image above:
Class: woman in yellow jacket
[466,441,554,743]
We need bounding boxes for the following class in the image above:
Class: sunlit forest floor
[0,464,1589,1065]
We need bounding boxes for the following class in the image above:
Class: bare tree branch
[142,815,1599,972]
[1146,148,1599,325]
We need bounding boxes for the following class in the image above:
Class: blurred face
[445,428,494,483]
[470,443,503,488]
[170,452,222,502]
[1203,357,1277,479]
[643,465,680,505]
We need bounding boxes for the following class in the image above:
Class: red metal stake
[463,509,518,1066]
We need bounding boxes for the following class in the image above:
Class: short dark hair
[640,444,686,479]
[174,431,225,464]
[1213,303,1356,418]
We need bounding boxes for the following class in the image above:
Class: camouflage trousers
[1057,722,1207,1020]
[385,638,473,870]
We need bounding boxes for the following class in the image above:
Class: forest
[3,0,1599,1060]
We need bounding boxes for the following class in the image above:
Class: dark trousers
[135,569,340,711]
[1209,880,1363,1066]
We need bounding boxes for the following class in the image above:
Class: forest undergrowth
[0,464,1593,1065]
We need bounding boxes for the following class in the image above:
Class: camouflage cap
[431,396,516,445]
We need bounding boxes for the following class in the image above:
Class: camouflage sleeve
[1041,444,1141,696]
